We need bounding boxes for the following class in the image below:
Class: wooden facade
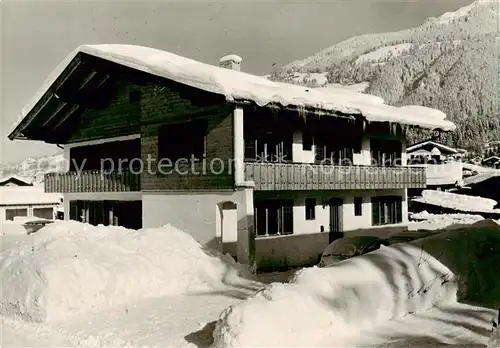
[27,53,427,195]
[244,162,426,191]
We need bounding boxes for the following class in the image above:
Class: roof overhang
[9,44,457,143]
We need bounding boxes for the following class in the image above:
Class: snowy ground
[413,189,500,215]
[1,220,497,348]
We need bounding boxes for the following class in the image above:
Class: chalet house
[407,140,464,163]
[484,141,500,157]
[482,156,500,169]
[8,44,455,269]
[406,140,464,192]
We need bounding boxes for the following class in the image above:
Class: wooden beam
[51,104,81,131]
[40,101,68,128]
[42,71,100,128]
[9,57,83,139]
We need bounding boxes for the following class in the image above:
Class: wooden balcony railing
[244,162,426,191]
[44,169,141,193]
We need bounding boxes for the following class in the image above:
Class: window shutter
[282,204,294,235]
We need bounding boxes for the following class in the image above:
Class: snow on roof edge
[407,140,459,154]
[9,44,456,138]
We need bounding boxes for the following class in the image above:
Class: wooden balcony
[244,162,426,191]
[44,169,141,193]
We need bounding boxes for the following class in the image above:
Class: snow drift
[212,243,458,347]
[1,221,28,236]
[413,190,500,213]
[0,221,246,322]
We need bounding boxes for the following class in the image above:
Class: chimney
[219,54,242,71]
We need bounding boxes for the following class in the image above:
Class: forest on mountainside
[270,0,500,153]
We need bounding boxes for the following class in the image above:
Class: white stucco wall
[142,188,254,263]
[257,188,408,236]
[292,131,315,163]
[353,136,371,166]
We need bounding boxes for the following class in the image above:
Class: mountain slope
[273,0,499,152]
[0,152,64,184]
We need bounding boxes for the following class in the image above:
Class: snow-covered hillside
[276,0,500,151]
[354,43,413,65]
[0,152,64,184]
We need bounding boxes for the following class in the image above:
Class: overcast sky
[0,0,473,165]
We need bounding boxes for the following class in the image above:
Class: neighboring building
[406,140,463,192]
[0,184,62,222]
[8,44,455,269]
[0,175,33,187]
[482,156,500,169]
[484,141,500,157]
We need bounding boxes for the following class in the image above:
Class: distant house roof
[0,186,62,206]
[482,156,500,164]
[0,175,33,186]
[407,140,459,155]
[8,44,455,143]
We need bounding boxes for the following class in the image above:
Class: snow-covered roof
[407,140,459,154]
[0,175,33,186]
[10,44,455,138]
[482,156,500,163]
[0,186,62,206]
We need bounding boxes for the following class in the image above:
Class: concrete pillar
[233,107,245,186]
[63,195,70,221]
[237,187,256,272]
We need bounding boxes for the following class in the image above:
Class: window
[305,198,316,220]
[303,131,313,151]
[158,119,207,161]
[243,114,292,163]
[5,208,27,221]
[371,196,402,226]
[254,200,293,236]
[370,138,402,167]
[314,133,354,165]
[354,197,363,216]
[33,207,54,220]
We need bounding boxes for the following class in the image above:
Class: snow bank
[212,243,458,347]
[0,221,245,322]
[413,190,500,213]
[1,222,28,236]
[408,211,484,230]
[489,324,500,348]
[12,44,455,135]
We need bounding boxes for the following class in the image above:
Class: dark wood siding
[66,84,141,143]
[140,110,234,191]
